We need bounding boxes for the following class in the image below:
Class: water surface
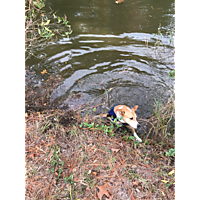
[26,0,175,117]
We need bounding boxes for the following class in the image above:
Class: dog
[101,105,142,142]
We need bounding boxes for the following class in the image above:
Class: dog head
[114,105,139,129]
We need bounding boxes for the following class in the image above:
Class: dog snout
[134,122,140,129]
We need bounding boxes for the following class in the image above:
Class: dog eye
[130,117,133,120]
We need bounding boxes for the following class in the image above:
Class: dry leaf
[91,170,98,176]
[159,190,165,196]
[111,148,120,153]
[136,188,140,192]
[41,69,47,74]
[54,172,58,176]
[25,113,28,117]
[115,0,124,4]
[74,177,79,182]
[161,180,169,183]
[97,184,110,199]
[168,169,175,175]
[132,180,139,186]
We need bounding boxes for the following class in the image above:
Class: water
[25,0,175,118]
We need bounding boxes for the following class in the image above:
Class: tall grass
[147,96,175,142]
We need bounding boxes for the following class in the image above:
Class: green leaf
[57,17,62,23]
[128,136,135,140]
[53,13,57,19]
[44,27,52,32]
[45,19,50,25]
[38,28,41,35]
[33,1,41,9]
[41,20,50,27]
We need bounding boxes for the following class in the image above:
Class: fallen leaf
[168,169,175,175]
[91,170,98,176]
[96,184,110,199]
[161,180,169,183]
[159,190,165,196]
[136,188,140,192]
[25,113,28,117]
[115,0,124,4]
[111,148,120,153]
[132,180,139,186]
[74,177,79,182]
[41,69,47,74]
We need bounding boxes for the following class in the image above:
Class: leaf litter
[25,76,175,200]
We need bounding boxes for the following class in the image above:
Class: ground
[25,75,175,200]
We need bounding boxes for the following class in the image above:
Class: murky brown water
[25,0,175,118]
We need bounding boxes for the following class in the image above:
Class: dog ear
[131,105,138,112]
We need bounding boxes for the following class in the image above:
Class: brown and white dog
[101,105,142,142]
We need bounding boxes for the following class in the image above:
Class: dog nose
[137,123,140,128]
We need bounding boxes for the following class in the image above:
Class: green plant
[25,0,72,60]
[80,117,122,136]
[49,144,64,179]
[165,148,175,157]
[80,122,95,128]
[122,135,140,148]
[168,69,175,79]
[148,96,175,140]
[64,174,75,185]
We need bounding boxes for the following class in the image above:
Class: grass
[141,95,175,144]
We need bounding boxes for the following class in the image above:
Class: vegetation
[25,79,175,199]
[25,0,72,60]
[25,2,175,199]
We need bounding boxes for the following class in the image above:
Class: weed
[49,144,64,179]
[147,96,174,140]
[122,135,140,148]
[168,69,175,79]
[80,116,122,136]
[64,174,75,185]
[165,148,175,157]
[80,122,95,128]
[70,125,79,136]
[25,0,72,60]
